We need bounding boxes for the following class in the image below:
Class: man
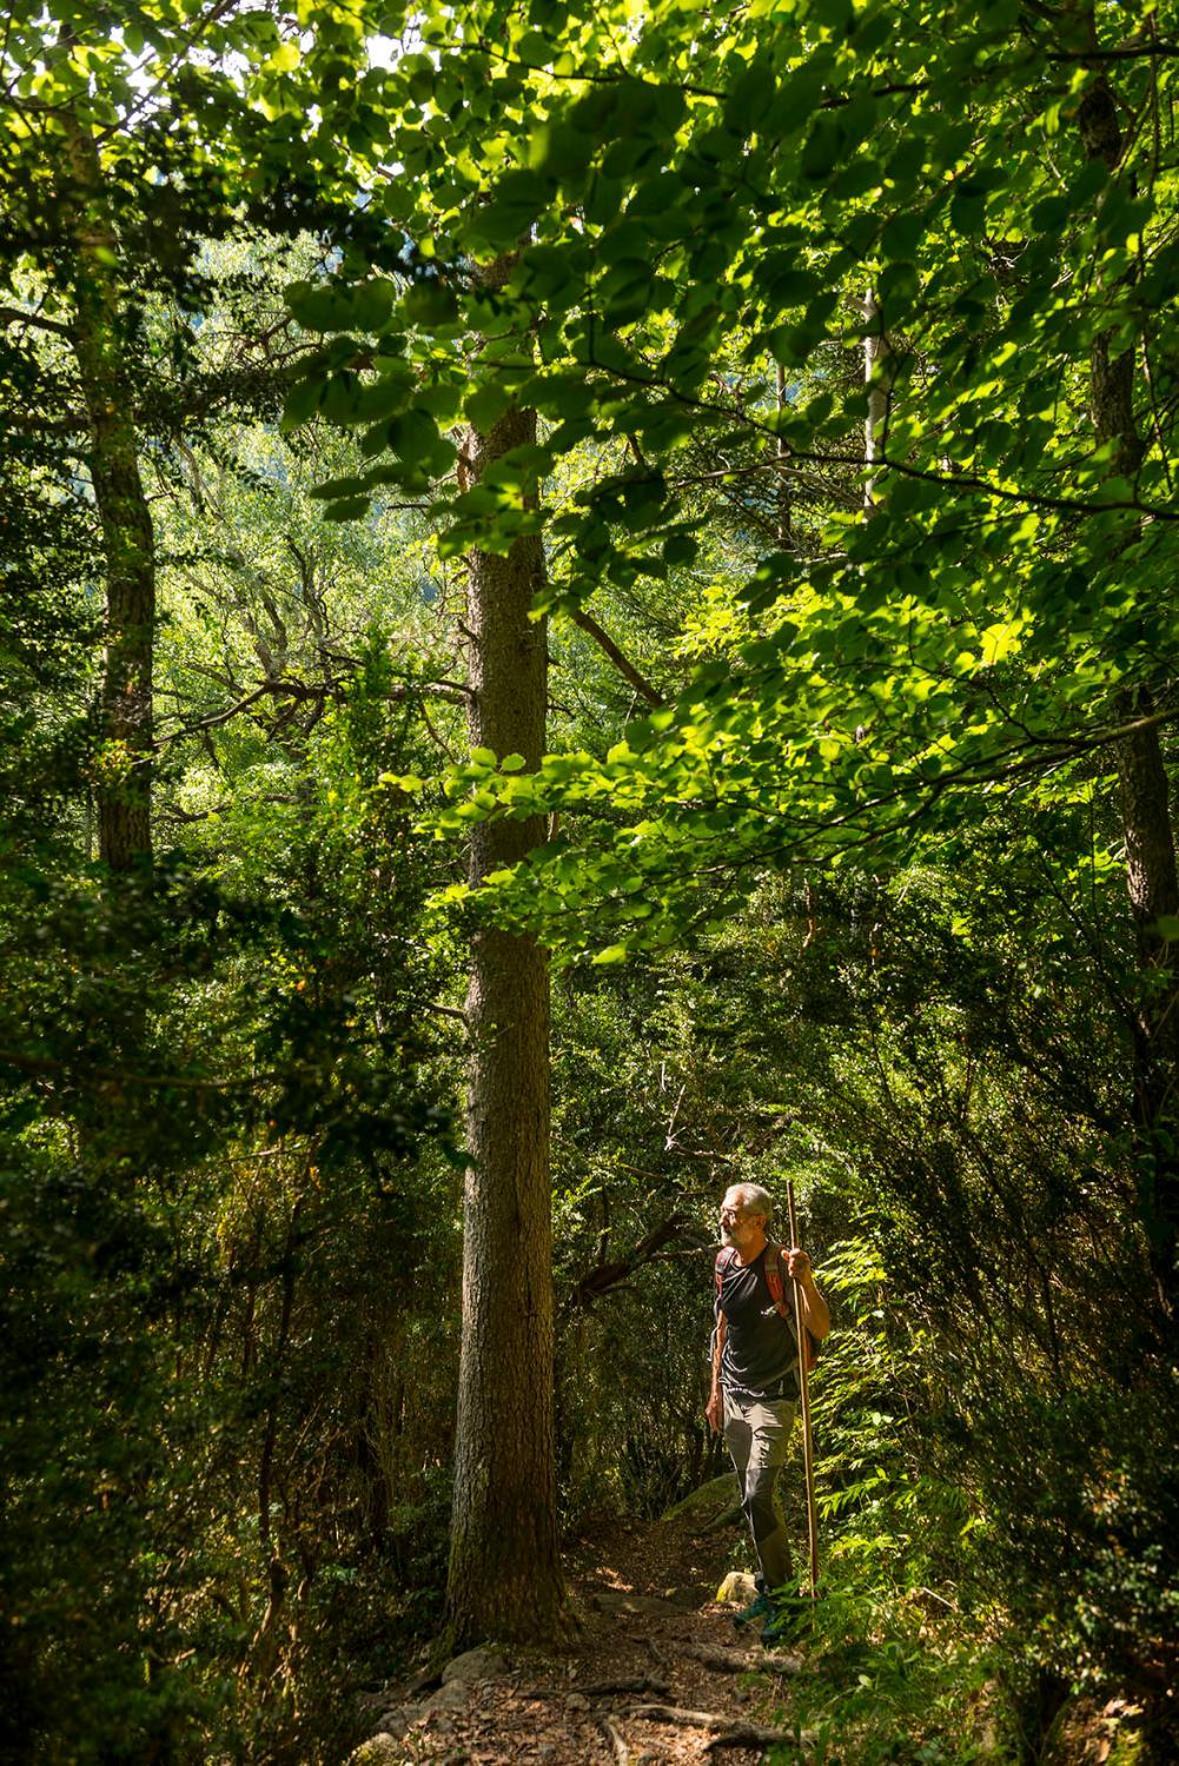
[705,1182,830,1629]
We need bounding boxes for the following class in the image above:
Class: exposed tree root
[629,1701,789,1736]
[681,1640,803,1677]
[596,1713,633,1764]
[583,1674,673,1698]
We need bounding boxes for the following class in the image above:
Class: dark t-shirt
[717,1245,801,1404]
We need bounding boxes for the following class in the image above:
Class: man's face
[719,1189,765,1248]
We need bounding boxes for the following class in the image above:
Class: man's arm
[705,1312,726,1434]
[786,1248,831,1340]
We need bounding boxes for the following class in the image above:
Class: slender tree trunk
[446,370,568,1643]
[863,288,892,509]
[63,116,154,872]
[775,362,791,548]
[1077,41,1179,1320]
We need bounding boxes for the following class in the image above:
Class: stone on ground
[659,1474,740,1525]
[590,1588,685,1617]
[347,1735,404,1765]
[715,1570,759,1604]
[440,1644,509,1685]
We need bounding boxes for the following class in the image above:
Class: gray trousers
[723,1388,797,1591]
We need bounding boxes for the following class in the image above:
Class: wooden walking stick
[786,1180,819,1598]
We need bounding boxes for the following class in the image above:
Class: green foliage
[5,0,1179,1754]
[256,0,1178,976]
[0,629,462,1758]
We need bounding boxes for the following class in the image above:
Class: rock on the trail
[368,1701,427,1741]
[425,1679,473,1712]
[590,1588,684,1618]
[715,1570,759,1604]
[351,1644,507,1758]
[440,1644,509,1685]
[347,1734,404,1764]
[375,1681,460,1726]
[659,1473,740,1525]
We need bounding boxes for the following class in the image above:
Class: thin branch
[569,1213,687,1306]
[1047,43,1179,63]
[568,607,665,706]
[159,673,471,744]
[425,1002,467,1023]
[0,303,71,337]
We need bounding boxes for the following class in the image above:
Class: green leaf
[309,474,371,501]
[467,170,551,252]
[323,496,371,522]
[465,383,515,432]
[403,280,460,327]
[592,944,630,966]
[663,534,699,566]
[800,118,841,179]
[286,279,353,331]
[280,376,323,431]
[349,280,396,331]
[880,211,925,260]
[385,407,446,468]
[353,372,414,422]
[723,57,776,134]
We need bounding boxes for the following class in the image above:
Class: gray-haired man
[705,1183,830,1620]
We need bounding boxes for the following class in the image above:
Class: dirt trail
[358,1478,807,1763]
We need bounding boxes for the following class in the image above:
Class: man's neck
[735,1228,768,1267]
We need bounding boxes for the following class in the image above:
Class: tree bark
[63,116,155,872]
[1116,697,1179,1318]
[1077,37,1179,1320]
[775,361,792,547]
[446,379,568,1642]
[863,287,892,509]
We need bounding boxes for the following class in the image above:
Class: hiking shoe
[732,1591,774,1629]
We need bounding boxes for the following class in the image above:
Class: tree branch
[569,1213,687,1306]
[568,607,666,707]
[0,303,72,337]
[158,673,471,744]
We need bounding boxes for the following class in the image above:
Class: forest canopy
[2,0,1177,1760]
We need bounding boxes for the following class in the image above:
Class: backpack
[714,1243,821,1375]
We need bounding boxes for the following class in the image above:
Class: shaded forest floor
[352,1476,808,1762]
[347,1481,1149,1765]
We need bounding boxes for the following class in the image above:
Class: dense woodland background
[2,0,1178,1760]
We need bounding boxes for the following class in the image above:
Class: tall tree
[1075,19,1179,1323]
[2,2,267,872]
[59,113,156,870]
[448,264,567,1643]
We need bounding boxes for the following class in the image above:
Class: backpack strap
[762,1242,793,1320]
[765,1242,821,1374]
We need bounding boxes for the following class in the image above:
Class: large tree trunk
[446,387,568,1644]
[64,116,154,872]
[1078,45,1179,1321]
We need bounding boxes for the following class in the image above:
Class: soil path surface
[355,1478,808,1763]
